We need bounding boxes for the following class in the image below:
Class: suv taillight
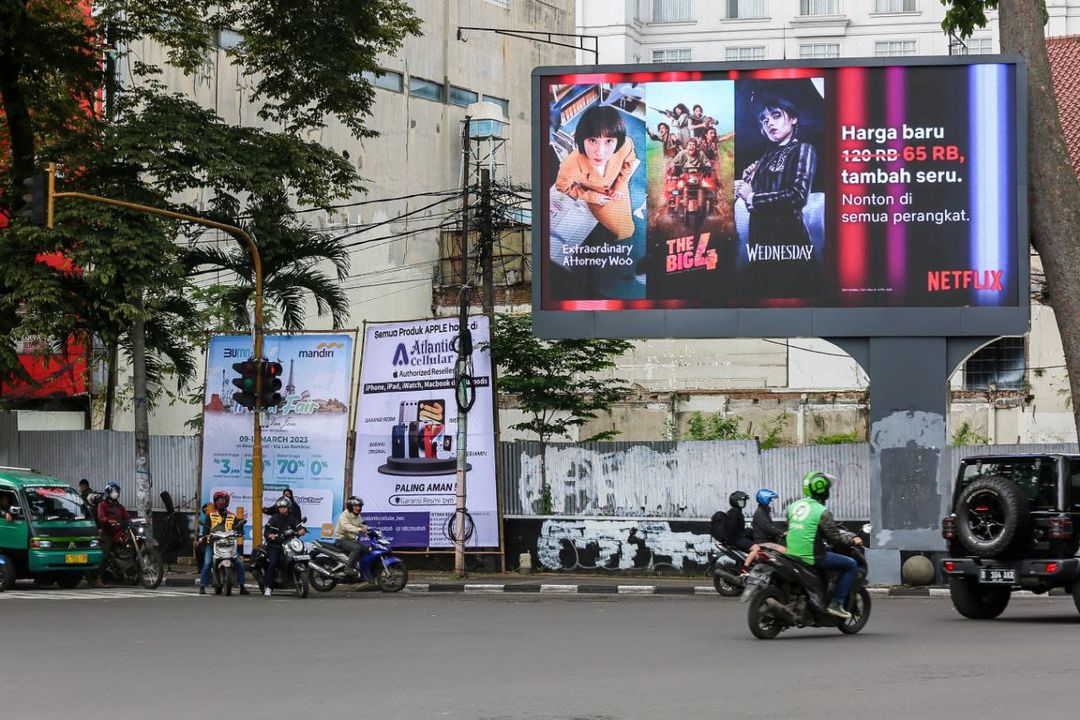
[942,515,958,540]
[1048,516,1073,540]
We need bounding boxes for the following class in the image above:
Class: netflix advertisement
[537,61,1020,312]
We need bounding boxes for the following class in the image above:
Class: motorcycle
[707,542,747,597]
[741,542,871,640]
[665,166,716,227]
[250,525,310,598]
[204,526,242,596]
[308,529,408,593]
[100,518,164,590]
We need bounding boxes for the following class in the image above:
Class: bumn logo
[392,343,410,366]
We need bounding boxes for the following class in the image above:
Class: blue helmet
[755,488,778,507]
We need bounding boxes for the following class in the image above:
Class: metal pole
[49,188,266,544]
[454,118,471,577]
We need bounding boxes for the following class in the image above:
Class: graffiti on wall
[535,518,715,572]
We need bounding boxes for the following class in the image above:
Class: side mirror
[301,516,307,524]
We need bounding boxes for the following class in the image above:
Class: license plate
[980,568,1016,584]
[65,553,88,564]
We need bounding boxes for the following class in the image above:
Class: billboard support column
[831,336,995,584]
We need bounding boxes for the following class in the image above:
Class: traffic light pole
[46,167,269,546]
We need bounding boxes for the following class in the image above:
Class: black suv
[940,454,1080,619]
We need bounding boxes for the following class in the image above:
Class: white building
[550,0,1080,445]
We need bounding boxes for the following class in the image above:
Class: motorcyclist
[198,490,248,595]
[752,488,785,544]
[281,487,303,523]
[334,496,370,576]
[784,471,863,620]
[95,482,131,589]
[261,497,307,597]
[711,491,753,553]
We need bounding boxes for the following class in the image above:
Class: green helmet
[802,470,835,500]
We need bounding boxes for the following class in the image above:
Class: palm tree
[182,192,351,330]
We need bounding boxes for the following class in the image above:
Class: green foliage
[950,421,991,446]
[485,314,633,514]
[0,0,421,387]
[812,430,862,445]
[939,1,1047,38]
[684,412,751,441]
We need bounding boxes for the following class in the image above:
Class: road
[0,589,1076,719]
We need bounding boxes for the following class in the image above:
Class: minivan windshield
[960,458,1058,509]
[23,486,91,522]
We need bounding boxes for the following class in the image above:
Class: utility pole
[480,168,494,314]
[454,118,472,577]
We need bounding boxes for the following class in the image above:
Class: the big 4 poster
[200,334,354,543]
[538,62,1019,310]
[353,316,499,549]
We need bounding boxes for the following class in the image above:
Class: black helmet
[274,497,290,510]
[104,482,121,501]
[346,496,363,511]
[729,491,749,509]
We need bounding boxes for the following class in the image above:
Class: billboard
[532,57,1029,338]
[199,334,354,543]
[352,316,500,549]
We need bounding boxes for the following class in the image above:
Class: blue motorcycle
[307,529,409,593]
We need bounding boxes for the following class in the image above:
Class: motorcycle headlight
[89,539,100,548]
[288,538,304,553]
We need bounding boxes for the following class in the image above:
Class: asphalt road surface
[1,590,1076,719]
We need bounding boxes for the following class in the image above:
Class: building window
[799,43,840,59]
[875,0,916,11]
[875,40,917,56]
[725,46,766,61]
[409,76,444,102]
[957,36,994,54]
[362,69,404,93]
[652,0,693,23]
[726,0,766,18]
[483,94,510,119]
[652,48,692,63]
[217,29,243,50]
[965,337,1026,391]
[449,86,479,107]
[800,0,840,15]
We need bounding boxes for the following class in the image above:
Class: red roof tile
[1048,35,1080,177]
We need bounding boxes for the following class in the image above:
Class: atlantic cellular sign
[531,56,1028,339]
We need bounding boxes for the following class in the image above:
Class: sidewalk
[159,565,1069,597]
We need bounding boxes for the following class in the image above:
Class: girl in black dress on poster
[734,95,818,302]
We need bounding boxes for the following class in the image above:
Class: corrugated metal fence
[5,429,1079,520]
[498,440,1080,521]
[13,431,200,512]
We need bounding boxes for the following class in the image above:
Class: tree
[183,192,351,332]
[0,0,421,388]
[942,0,1080,443]
[486,313,633,514]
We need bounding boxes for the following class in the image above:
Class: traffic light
[21,173,47,227]
[231,359,259,410]
[260,360,284,408]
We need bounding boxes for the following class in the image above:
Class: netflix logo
[927,269,1004,292]
[665,233,718,274]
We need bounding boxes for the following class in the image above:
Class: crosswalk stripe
[0,588,198,600]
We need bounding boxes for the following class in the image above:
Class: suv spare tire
[956,475,1030,557]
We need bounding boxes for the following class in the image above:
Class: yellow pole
[49,188,266,547]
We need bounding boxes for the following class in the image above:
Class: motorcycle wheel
[308,557,338,593]
[139,547,164,590]
[0,557,15,592]
[376,559,408,593]
[747,587,786,640]
[293,566,309,598]
[837,588,872,635]
[714,572,741,598]
[219,565,232,596]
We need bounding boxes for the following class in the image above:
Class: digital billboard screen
[531,57,1028,338]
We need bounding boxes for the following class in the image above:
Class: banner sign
[352,316,499,548]
[200,334,354,542]
[532,57,1028,338]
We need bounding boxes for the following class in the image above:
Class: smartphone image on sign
[391,424,407,459]
[407,421,423,458]
[423,423,445,458]
[418,399,445,424]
